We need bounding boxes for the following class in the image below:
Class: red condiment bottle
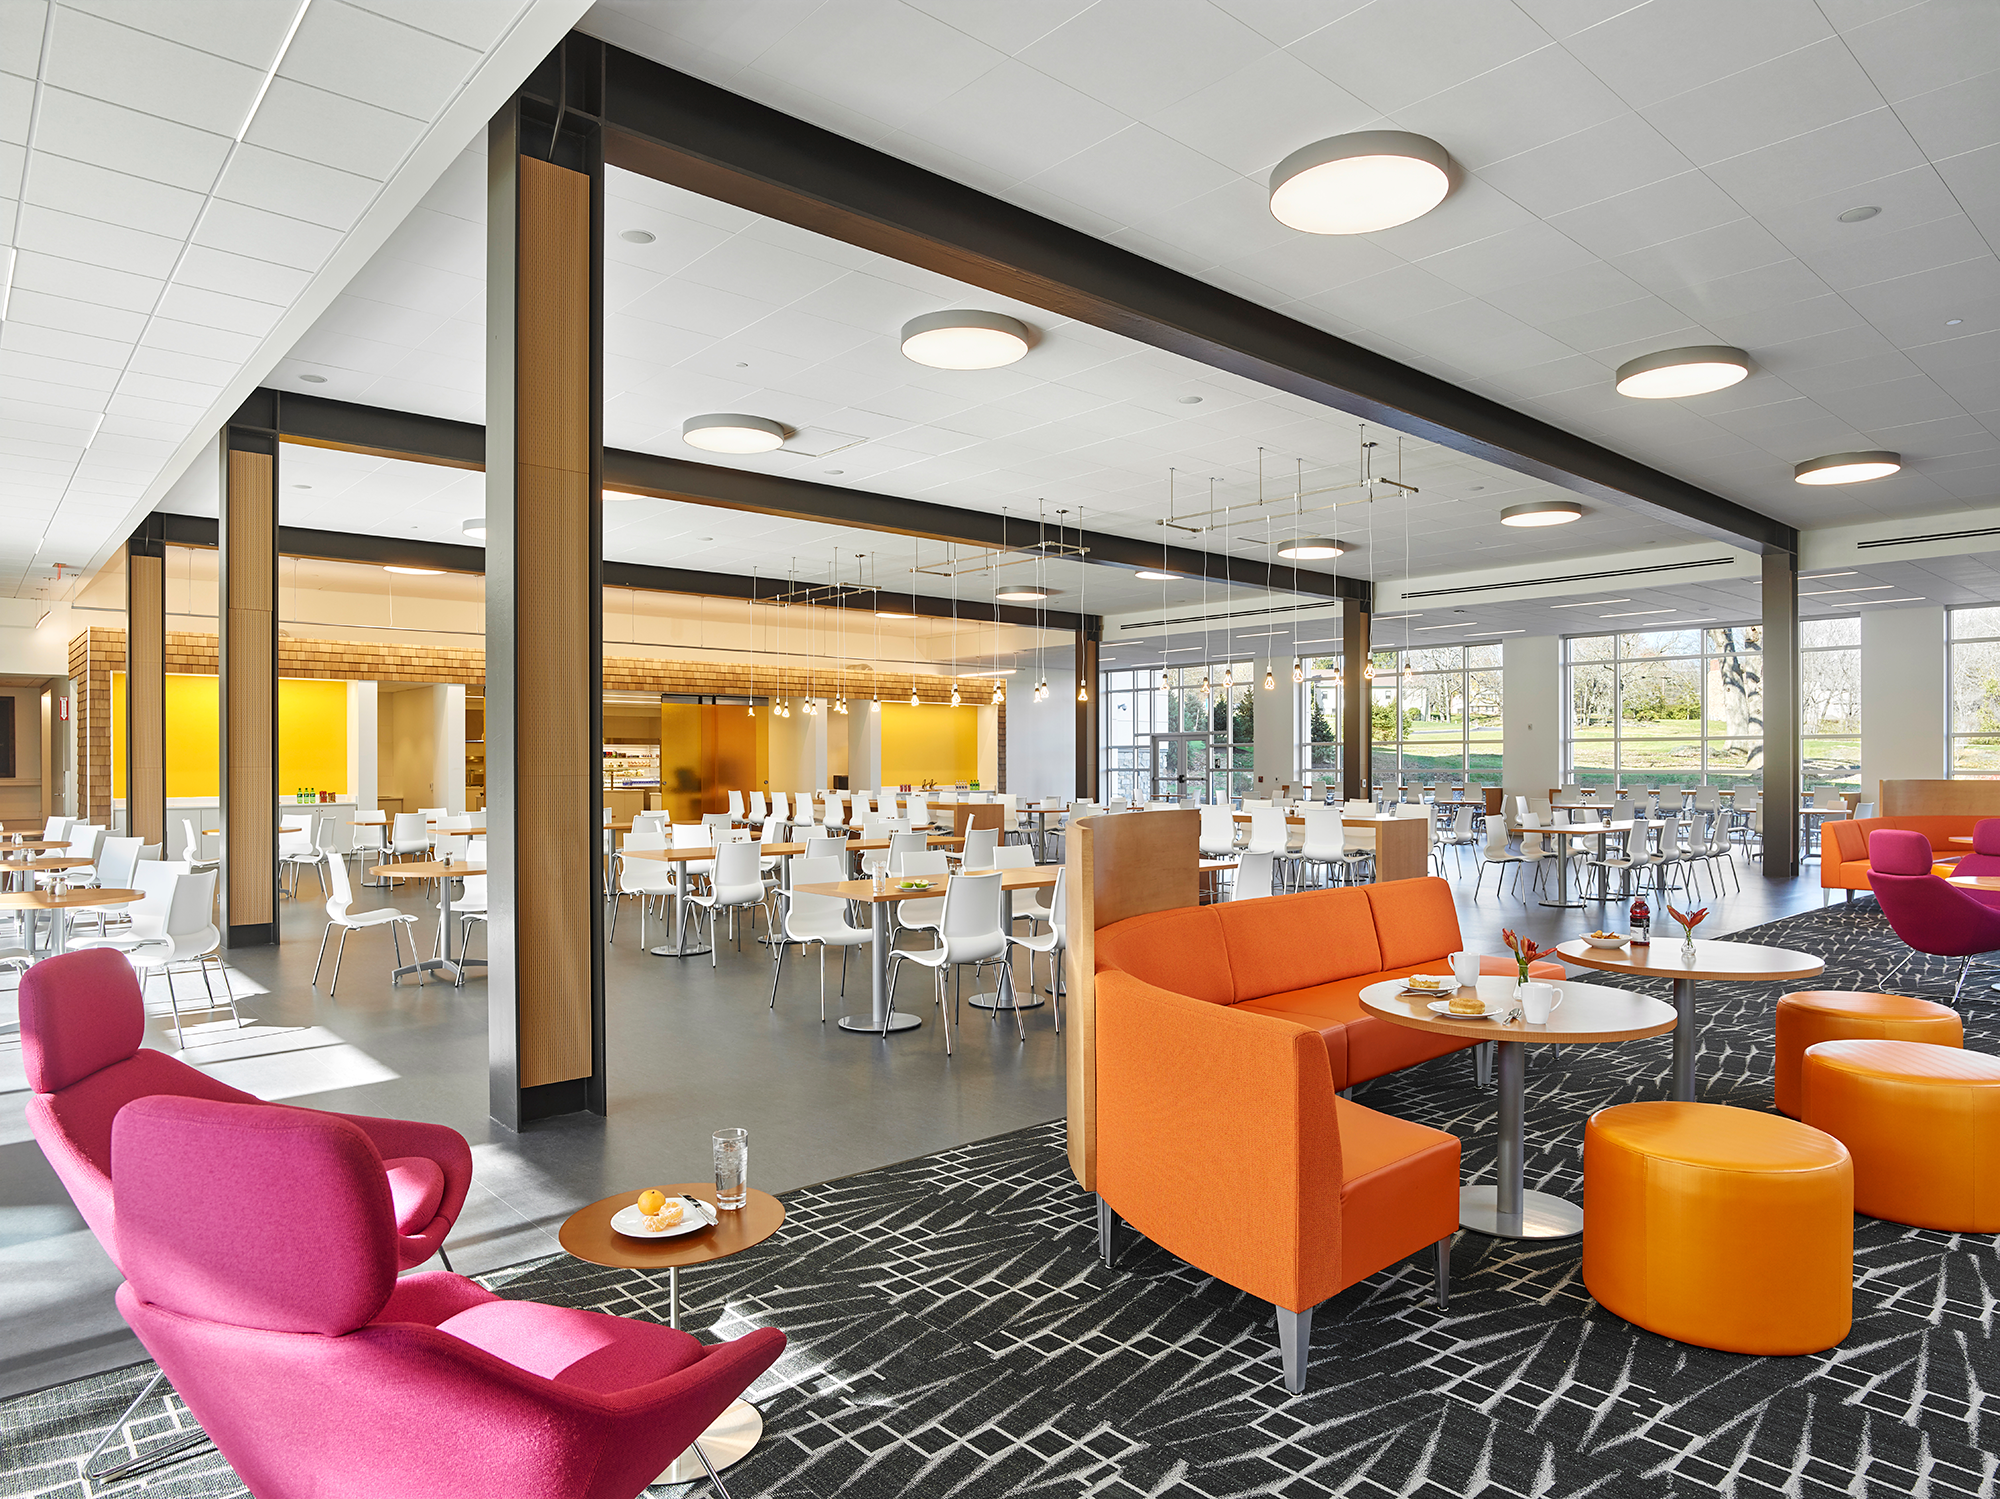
[1631,897,1651,944]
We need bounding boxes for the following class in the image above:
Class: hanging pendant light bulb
[1161,666,1171,691]
[1264,665,1275,691]
[1201,670,1211,695]
[911,682,920,707]
[951,682,961,707]
[1077,678,1088,703]
[1362,661,1375,682]
[1292,657,1304,685]
[747,702,756,717]
[871,696,881,713]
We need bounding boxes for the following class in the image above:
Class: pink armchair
[1868,829,2000,1001]
[114,1094,785,1498]
[1947,818,2000,909]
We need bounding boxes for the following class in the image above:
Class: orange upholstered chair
[1801,1039,2000,1231]
[1583,1102,1852,1355]
[1773,991,1962,1116]
[1094,968,1459,1393]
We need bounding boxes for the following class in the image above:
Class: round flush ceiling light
[1500,500,1585,527]
[1794,450,1902,485]
[1614,345,1752,399]
[1268,131,1453,235]
[682,413,786,454]
[461,518,486,541]
[1276,536,1347,559]
[1134,568,1181,581]
[994,583,1054,602]
[899,310,1031,369]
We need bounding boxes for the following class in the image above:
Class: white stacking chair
[350,816,386,884]
[1472,816,1523,901]
[1437,805,1479,874]
[76,866,234,1048]
[179,818,218,871]
[684,840,772,966]
[823,791,848,830]
[1243,807,1297,889]
[309,853,423,995]
[766,792,790,831]
[957,826,1000,872]
[41,815,72,842]
[769,854,872,1020]
[747,790,768,827]
[1296,806,1368,887]
[1009,863,1067,1029]
[889,850,950,941]
[887,869,1020,1052]
[727,789,746,821]
[1513,815,1557,902]
[1198,805,1239,858]
[885,831,931,874]
[804,835,847,863]
[278,815,327,899]
[389,812,430,865]
[667,823,715,930]
[76,834,140,892]
[608,830,674,947]
[1231,850,1278,901]
[1811,785,1845,810]
[47,823,105,884]
[906,793,931,831]
[999,795,1024,846]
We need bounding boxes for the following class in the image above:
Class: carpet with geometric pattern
[3,902,1995,1497]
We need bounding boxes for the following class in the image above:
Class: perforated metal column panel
[1075,629,1099,799]
[125,538,166,851]
[1343,597,1368,800]
[486,67,606,1131]
[220,430,277,945]
[1763,550,1801,879]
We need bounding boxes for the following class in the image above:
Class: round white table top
[1359,975,1677,1045]
[1555,936,1824,984]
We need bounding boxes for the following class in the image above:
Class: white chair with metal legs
[1198,804,1239,859]
[747,790,768,827]
[684,840,772,967]
[887,870,1021,1053]
[1231,850,1278,901]
[769,854,871,1020]
[727,789,746,821]
[1296,806,1367,888]
[280,815,336,899]
[92,869,236,1050]
[179,818,219,872]
[71,860,183,962]
[1009,864,1067,1030]
[389,813,429,867]
[885,831,930,872]
[889,850,950,941]
[608,833,673,946]
[767,792,791,834]
[1472,816,1524,900]
[955,826,1000,872]
[1437,805,1479,875]
[311,853,424,995]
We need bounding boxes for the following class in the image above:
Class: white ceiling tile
[31,85,232,191]
[152,282,283,338]
[12,249,163,313]
[1213,231,1403,302]
[339,255,479,317]
[1539,295,1705,353]
[1842,254,2000,346]
[1644,37,1886,166]
[1702,108,1930,210]
[16,202,183,278]
[0,348,119,394]
[1477,112,1694,220]
[1360,172,1540,261]
[742,0,1005,133]
[675,236,850,305]
[1,317,126,368]
[1544,170,1750,262]
[1843,0,2000,102]
[1018,124,1239,232]
[215,144,381,231]
[1397,44,1628,173]
[60,0,302,69]
[1658,258,1836,326]
[42,7,262,137]
[3,286,145,342]
[1016,0,1273,119]
[175,244,315,306]
[890,58,1130,185]
[1798,214,1992,291]
[1419,220,1600,296]
[279,0,481,119]
[343,0,528,51]
[1208,0,1372,48]
[1288,0,1550,116]
[1893,69,2000,162]
[1143,47,1374,179]
[0,67,29,145]
[899,0,1098,56]
[1935,140,2000,244]
[27,152,206,239]
[244,76,427,182]
[1560,0,1833,108]
[124,342,241,387]
[1481,260,1654,325]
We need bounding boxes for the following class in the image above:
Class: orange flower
[1667,904,1708,931]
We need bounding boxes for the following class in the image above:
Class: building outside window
[1948,607,2000,777]
[1297,659,1343,797]
[1801,617,1861,792]
[1100,660,1254,804]
[1366,644,1502,791]
[1563,626,1767,795]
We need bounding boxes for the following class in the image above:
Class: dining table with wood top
[0,887,144,958]
[1555,936,1825,1101]
[367,860,485,985]
[1362,974,1677,1239]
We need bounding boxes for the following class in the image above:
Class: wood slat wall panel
[224,451,276,931]
[127,554,166,847]
[1064,809,1199,1190]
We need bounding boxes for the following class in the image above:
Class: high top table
[1362,975,1676,1239]
[1555,937,1824,1100]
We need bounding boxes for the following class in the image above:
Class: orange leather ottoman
[1801,1039,2000,1231]
[1583,1102,1852,1355]
[1774,991,1962,1117]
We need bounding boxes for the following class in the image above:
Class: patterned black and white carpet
[5,902,1997,1498]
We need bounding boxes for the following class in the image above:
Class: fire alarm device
[58,697,69,721]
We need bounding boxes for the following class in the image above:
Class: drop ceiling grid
[576,0,2000,533]
[0,0,541,597]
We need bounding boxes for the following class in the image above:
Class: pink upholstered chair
[1868,829,2000,1001]
[114,1094,785,1498]
[1947,818,2000,909]
[21,949,471,1272]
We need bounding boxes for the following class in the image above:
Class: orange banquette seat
[1822,816,1967,895]
[1089,878,1548,1392]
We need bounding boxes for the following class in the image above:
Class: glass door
[1151,734,1211,804]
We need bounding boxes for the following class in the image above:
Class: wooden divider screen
[1064,808,1199,1190]
[220,443,276,944]
[125,550,166,850]
[1880,780,2000,817]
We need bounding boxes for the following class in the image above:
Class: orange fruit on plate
[636,1188,666,1216]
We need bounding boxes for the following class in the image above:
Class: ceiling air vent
[1399,556,1737,603]
[1857,526,2000,551]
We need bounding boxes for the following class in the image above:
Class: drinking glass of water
[713,1128,748,1211]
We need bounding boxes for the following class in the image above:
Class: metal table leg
[1672,976,1697,1101]
[651,1265,762,1484]
[1457,1039,1583,1239]
[839,900,919,1032]
[652,865,713,958]
[1540,833,1583,909]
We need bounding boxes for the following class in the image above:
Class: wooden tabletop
[1949,874,2000,889]
[795,865,1058,903]
[23,857,93,871]
[1951,835,1975,844]
[0,886,143,910]
[624,843,801,861]
[1360,976,1678,1045]
[1555,936,1825,983]
[2,840,72,852]
[368,862,486,879]
[559,1184,784,1272]
[1536,820,1637,837]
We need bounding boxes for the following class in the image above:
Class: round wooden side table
[559,1184,784,1483]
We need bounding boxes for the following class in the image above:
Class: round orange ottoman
[1774,991,1961,1116]
[1583,1102,1852,1354]
[1801,1038,2000,1231]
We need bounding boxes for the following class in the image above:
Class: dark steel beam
[594,44,1796,558]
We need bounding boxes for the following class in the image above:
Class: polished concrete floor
[0,838,1828,1398]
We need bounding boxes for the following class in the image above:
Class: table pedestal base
[967,990,1045,1012]
[658,1398,761,1483]
[837,1011,922,1033]
[1458,1184,1583,1240]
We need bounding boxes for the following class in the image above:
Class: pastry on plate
[1447,993,1487,1015]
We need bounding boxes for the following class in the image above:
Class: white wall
[1861,605,1946,797]
[766,702,826,793]
[846,702,880,791]
[347,681,378,809]
[1250,657,1297,797]
[432,683,467,813]
[1503,635,1562,804]
[977,704,998,789]
[1005,667,1075,799]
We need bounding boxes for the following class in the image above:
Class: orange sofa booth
[1821,780,2000,898]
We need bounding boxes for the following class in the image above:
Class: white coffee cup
[1520,981,1562,1026]
[1449,951,1481,988]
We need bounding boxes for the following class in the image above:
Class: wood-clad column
[1762,549,1801,879]
[487,48,606,1130]
[221,402,279,946]
[1342,596,1368,800]
[1074,624,1099,799]
[125,520,167,849]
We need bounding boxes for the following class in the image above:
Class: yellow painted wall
[880,703,979,786]
[113,674,347,799]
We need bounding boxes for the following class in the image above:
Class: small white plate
[1399,975,1456,996]
[896,880,934,891]
[610,1200,713,1240]
[1427,998,1510,1020]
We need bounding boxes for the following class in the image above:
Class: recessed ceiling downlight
[1276,536,1347,559]
[462,518,486,541]
[1614,345,1751,399]
[1794,450,1902,485]
[1500,500,1584,527]
[899,310,1031,369]
[1134,569,1181,581]
[1268,131,1453,235]
[994,583,1054,602]
[682,413,787,454]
